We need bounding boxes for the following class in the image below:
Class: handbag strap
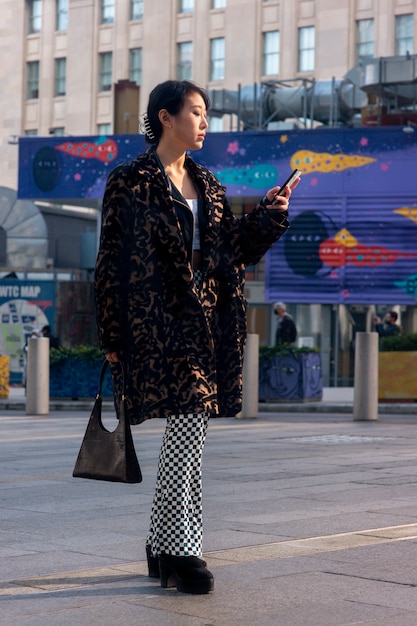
[97,359,126,399]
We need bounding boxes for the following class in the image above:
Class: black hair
[388,310,398,322]
[145,80,210,145]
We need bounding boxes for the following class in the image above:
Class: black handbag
[73,360,142,483]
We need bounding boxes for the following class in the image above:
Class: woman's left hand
[264,176,300,211]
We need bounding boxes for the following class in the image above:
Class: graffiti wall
[18,126,417,305]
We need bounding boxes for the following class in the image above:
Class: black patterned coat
[94,149,289,423]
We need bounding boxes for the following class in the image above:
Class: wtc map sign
[0,280,54,384]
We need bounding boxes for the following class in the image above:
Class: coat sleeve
[220,193,290,267]
[94,167,135,354]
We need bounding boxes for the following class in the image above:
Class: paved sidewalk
[2,385,417,415]
[1,407,417,625]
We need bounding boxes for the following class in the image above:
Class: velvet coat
[94,148,289,424]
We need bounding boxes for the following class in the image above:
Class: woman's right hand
[105,352,119,363]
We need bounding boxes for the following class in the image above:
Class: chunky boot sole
[146,545,160,578]
[159,554,214,594]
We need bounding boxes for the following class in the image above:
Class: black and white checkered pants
[193,268,203,293]
[147,412,210,557]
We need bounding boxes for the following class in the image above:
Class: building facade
[1,0,416,190]
[1,0,417,387]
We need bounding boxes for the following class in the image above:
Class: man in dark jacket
[274,302,297,345]
[374,311,401,338]
[41,325,61,349]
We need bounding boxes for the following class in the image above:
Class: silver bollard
[26,337,50,415]
[236,333,259,419]
[353,331,378,421]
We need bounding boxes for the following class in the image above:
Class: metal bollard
[236,333,259,419]
[353,331,378,421]
[26,337,50,415]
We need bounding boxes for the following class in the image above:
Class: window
[209,117,223,132]
[177,42,192,80]
[396,14,413,55]
[101,0,115,24]
[56,0,68,30]
[210,37,225,81]
[298,26,315,72]
[29,0,42,34]
[25,129,38,136]
[356,19,374,62]
[179,0,193,14]
[99,52,113,91]
[263,31,280,75]
[54,58,66,96]
[212,0,226,8]
[50,127,65,136]
[129,48,142,85]
[131,0,143,20]
[27,61,40,99]
[97,123,112,136]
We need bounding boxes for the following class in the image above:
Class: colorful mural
[18,126,417,304]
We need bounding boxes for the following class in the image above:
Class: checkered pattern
[193,269,203,293]
[147,412,210,557]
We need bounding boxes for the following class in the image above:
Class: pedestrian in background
[374,311,401,338]
[274,301,297,345]
[94,80,299,594]
[41,325,61,349]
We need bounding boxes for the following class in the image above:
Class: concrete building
[1,0,416,191]
[1,0,417,387]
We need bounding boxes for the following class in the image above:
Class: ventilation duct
[208,55,417,128]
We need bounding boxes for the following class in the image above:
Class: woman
[94,80,298,594]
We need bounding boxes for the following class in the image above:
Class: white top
[186,198,200,250]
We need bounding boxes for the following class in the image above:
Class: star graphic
[227,141,239,155]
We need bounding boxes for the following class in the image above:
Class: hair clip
[139,113,156,141]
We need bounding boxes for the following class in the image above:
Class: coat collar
[131,148,226,277]
[134,148,225,201]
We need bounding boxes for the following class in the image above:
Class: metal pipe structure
[208,55,417,129]
[209,78,366,128]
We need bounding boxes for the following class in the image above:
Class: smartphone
[276,168,302,196]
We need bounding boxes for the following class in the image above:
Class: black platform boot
[146,544,160,578]
[158,554,214,594]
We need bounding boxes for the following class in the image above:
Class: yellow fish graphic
[334,228,358,248]
[393,207,417,225]
[290,150,376,174]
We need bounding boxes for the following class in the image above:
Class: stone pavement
[2,385,417,415]
[1,400,417,625]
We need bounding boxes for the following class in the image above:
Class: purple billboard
[18,126,417,305]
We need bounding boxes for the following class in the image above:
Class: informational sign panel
[0,280,54,383]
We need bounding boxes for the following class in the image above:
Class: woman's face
[166,92,208,151]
